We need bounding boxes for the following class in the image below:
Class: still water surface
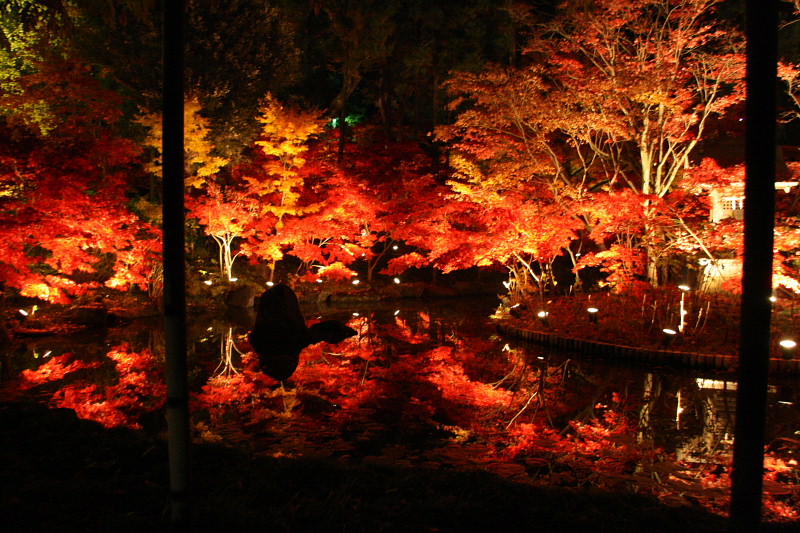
[3,295,799,507]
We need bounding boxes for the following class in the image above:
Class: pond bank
[497,321,800,374]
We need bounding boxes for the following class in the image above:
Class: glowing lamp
[587,307,599,323]
[662,328,677,346]
[316,279,323,283]
[678,284,690,291]
[204,280,213,286]
[537,310,550,326]
[392,245,398,250]
[394,277,401,284]
[229,277,238,282]
[19,309,29,317]
[779,339,797,360]
[352,279,360,285]
[266,281,275,287]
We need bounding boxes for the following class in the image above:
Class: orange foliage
[0,56,160,302]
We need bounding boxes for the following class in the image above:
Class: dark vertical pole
[162,0,190,528]
[730,1,778,531]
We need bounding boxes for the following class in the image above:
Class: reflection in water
[675,379,737,463]
[213,327,243,378]
[2,297,799,519]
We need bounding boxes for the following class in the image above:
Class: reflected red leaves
[6,313,800,522]
[3,345,164,429]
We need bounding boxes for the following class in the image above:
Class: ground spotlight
[662,328,677,346]
[537,310,550,326]
[779,339,797,360]
[587,307,598,323]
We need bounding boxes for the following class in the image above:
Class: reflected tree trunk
[637,372,659,444]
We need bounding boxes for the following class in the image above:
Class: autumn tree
[137,97,243,281]
[536,0,744,283]
[542,0,745,197]
[137,97,230,196]
[325,135,442,282]
[438,0,746,289]
[0,49,159,302]
[245,130,431,284]
[435,65,596,292]
[275,156,380,282]
[186,183,255,282]
[237,95,326,281]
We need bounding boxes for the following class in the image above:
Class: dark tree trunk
[730,2,778,530]
[338,105,346,161]
[162,0,191,528]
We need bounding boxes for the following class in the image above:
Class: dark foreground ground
[2,402,796,533]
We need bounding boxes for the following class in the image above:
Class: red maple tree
[0,56,160,303]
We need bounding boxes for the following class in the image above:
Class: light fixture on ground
[537,310,549,326]
[587,307,598,323]
[662,328,677,346]
[779,339,797,360]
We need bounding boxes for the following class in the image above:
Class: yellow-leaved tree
[137,97,229,197]
[239,94,327,280]
[246,94,325,222]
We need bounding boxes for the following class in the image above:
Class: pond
[2,295,799,519]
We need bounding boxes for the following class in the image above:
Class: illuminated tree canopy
[1,0,800,303]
